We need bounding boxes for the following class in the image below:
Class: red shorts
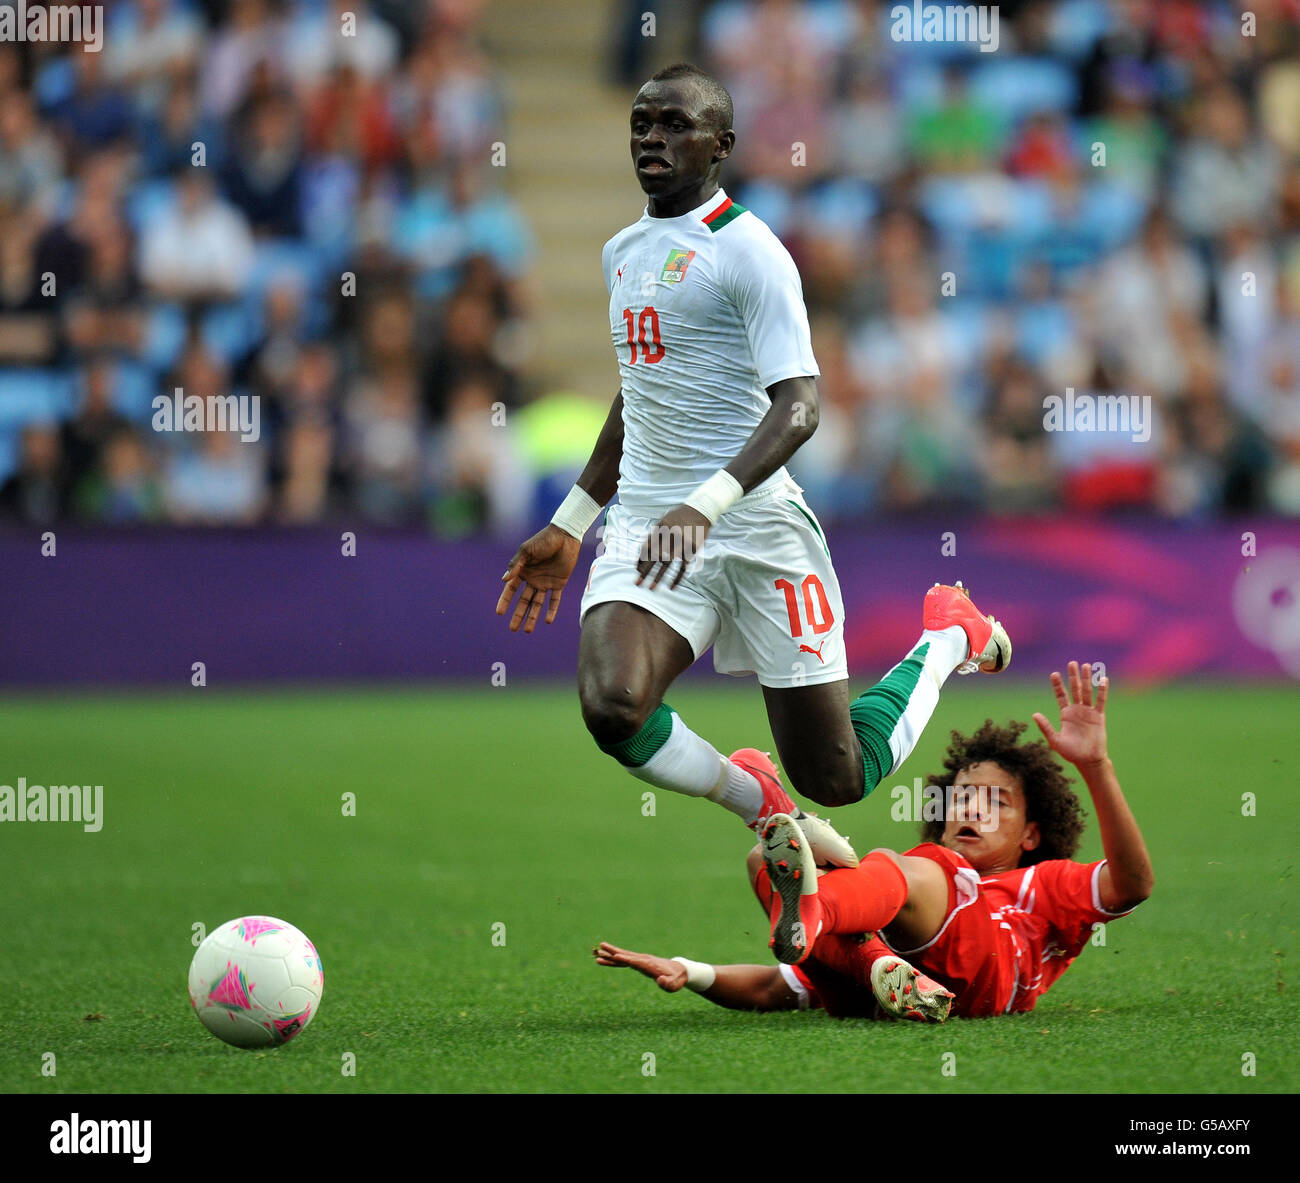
[752,860,898,1019]
[754,844,1014,1018]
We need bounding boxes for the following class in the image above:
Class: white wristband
[550,485,603,540]
[671,956,716,993]
[683,470,743,525]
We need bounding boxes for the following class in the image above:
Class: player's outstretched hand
[1032,661,1109,771]
[636,504,711,591]
[497,524,581,633]
[593,941,688,992]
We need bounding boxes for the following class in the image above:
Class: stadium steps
[481,0,661,399]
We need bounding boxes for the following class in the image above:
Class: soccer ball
[188,916,324,1048]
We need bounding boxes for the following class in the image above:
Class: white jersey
[602,189,819,516]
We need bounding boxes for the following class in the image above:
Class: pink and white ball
[188,916,324,1049]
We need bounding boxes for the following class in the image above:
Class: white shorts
[579,482,848,689]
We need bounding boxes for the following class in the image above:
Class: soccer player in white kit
[498,64,1010,879]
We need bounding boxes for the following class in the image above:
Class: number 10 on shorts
[775,575,833,637]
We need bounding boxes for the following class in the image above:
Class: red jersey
[784,843,1139,1018]
[883,843,1139,1016]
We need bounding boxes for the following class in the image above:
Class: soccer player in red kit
[596,662,1153,1020]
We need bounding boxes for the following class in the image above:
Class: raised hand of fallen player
[1032,661,1109,771]
[497,524,581,633]
[593,942,688,992]
[635,504,711,591]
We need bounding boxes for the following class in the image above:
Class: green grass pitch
[1,679,1295,1094]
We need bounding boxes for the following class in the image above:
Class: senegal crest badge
[661,249,697,283]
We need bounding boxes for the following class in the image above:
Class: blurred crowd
[1,0,1299,533]
[691,0,1300,518]
[0,0,536,533]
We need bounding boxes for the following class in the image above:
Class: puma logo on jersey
[798,640,829,663]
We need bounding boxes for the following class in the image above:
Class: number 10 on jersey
[623,306,664,365]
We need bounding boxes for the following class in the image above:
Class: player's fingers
[494,578,518,616]
[1096,675,1109,713]
[513,585,537,631]
[637,529,665,571]
[509,584,535,631]
[669,556,689,590]
[523,586,546,633]
[1080,663,1093,707]
[635,541,660,585]
[1032,712,1058,746]
[544,586,563,625]
[634,536,652,581]
[1067,661,1082,704]
[643,525,678,589]
[1049,671,1068,709]
[616,953,657,977]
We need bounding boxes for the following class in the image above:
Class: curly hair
[919,719,1086,866]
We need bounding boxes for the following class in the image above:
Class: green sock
[848,644,929,800]
[596,702,676,768]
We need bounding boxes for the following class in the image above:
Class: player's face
[941,761,1041,874]
[629,80,730,201]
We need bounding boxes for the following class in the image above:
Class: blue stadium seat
[0,430,18,485]
[968,58,1078,120]
[1047,0,1114,60]
[125,179,179,235]
[105,359,159,423]
[0,370,75,428]
[143,304,188,375]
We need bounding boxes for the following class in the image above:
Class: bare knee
[802,778,861,808]
[578,679,653,748]
[786,756,864,808]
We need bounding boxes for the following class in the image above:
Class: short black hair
[648,62,733,134]
[920,719,1087,866]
